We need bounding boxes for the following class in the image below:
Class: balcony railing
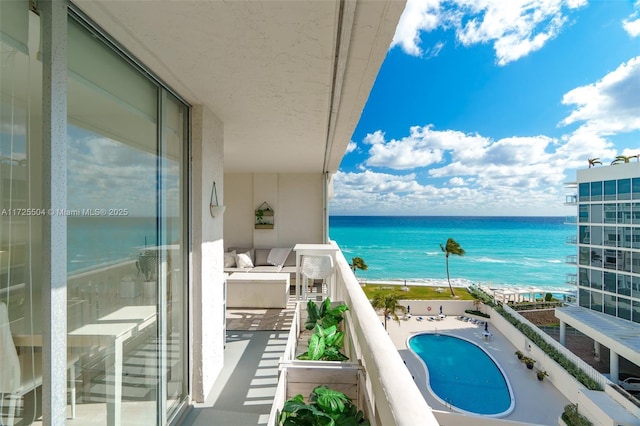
[331,246,438,426]
[269,244,437,426]
[564,216,577,225]
[565,194,578,205]
[565,255,577,265]
[565,273,577,285]
[565,235,577,244]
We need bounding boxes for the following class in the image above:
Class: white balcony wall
[332,247,439,426]
[191,105,226,402]
[223,173,324,248]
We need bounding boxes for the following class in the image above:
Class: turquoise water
[408,333,513,416]
[68,217,182,273]
[329,216,575,290]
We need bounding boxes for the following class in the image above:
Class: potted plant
[537,370,548,381]
[521,356,536,369]
[515,350,524,360]
[297,299,350,362]
[278,385,370,426]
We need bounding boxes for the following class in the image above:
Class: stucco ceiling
[73,0,404,174]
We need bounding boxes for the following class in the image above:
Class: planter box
[281,300,352,365]
[268,363,367,425]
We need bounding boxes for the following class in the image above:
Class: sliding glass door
[1,2,188,423]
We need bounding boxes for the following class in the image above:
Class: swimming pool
[408,333,515,417]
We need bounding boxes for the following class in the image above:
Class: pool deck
[384,314,571,425]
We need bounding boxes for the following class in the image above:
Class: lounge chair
[417,316,424,321]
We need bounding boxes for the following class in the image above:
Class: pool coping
[406,331,516,418]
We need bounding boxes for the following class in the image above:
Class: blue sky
[330,0,640,216]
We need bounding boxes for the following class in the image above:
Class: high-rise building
[556,161,640,385]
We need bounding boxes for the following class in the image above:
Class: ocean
[67,215,577,293]
[328,216,575,292]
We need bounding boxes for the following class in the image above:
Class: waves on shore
[358,277,575,295]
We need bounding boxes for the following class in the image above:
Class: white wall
[223,173,324,248]
[190,105,225,402]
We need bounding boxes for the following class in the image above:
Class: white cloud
[345,141,357,154]
[624,18,640,37]
[391,0,586,65]
[560,56,640,135]
[449,177,465,186]
[363,125,488,170]
[623,1,640,37]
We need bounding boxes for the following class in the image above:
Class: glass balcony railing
[565,255,577,265]
[565,216,578,225]
[565,274,578,285]
[565,194,578,205]
[566,235,577,244]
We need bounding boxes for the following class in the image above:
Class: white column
[594,341,601,361]
[40,1,68,424]
[559,321,566,346]
[190,105,225,402]
[610,350,619,383]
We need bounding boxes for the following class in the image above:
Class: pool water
[408,333,514,416]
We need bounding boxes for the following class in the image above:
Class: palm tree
[439,238,465,297]
[370,291,406,330]
[350,257,368,276]
[611,155,633,165]
[588,158,601,168]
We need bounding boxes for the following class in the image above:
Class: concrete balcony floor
[180,298,297,426]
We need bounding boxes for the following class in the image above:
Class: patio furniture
[226,272,290,308]
[300,255,334,301]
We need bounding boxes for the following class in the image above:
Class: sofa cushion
[228,248,254,263]
[254,249,271,266]
[224,250,237,267]
[283,250,297,267]
[236,252,254,269]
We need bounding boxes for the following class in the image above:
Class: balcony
[565,194,578,205]
[266,246,438,425]
[565,273,578,285]
[565,255,577,265]
[564,216,577,225]
[566,235,577,244]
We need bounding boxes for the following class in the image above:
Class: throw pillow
[236,252,254,269]
[224,251,236,267]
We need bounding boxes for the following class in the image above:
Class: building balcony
[564,216,577,225]
[565,194,578,205]
[565,273,578,285]
[566,235,577,244]
[565,255,577,265]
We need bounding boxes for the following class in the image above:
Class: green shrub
[464,309,490,318]
[495,306,602,390]
[561,404,592,426]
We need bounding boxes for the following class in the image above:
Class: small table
[482,331,493,340]
[98,305,157,331]
[227,272,290,308]
[68,322,138,426]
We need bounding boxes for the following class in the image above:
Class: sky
[330,0,640,217]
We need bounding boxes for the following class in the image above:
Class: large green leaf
[312,386,350,415]
[305,300,321,330]
[308,333,326,360]
[320,298,332,317]
[325,331,344,349]
[321,347,348,361]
